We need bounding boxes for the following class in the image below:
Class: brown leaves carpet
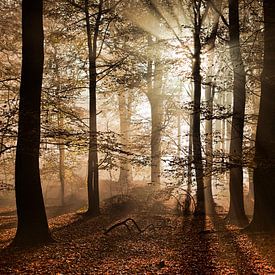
[0,206,274,274]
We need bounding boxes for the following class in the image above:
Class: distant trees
[42,6,88,207]
[12,0,53,246]
[0,1,20,158]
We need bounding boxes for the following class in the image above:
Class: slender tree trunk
[204,14,220,214]
[226,0,248,226]
[58,114,65,206]
[126,91,133,182]
[192,1,205,215]
[215,93,222,151]
[184,111,193,214]
[248,0,275,231]
[12,0,53,247]
[177,113,181,159]
[224,90,232,153]
[247,87,259,203]
[150,60,163,185]
[221,92,226,152]
[146,36,163,186]
[118,90,132,192]
[85,0,103,216]
[53,46,65,207]
[205,82,215,214]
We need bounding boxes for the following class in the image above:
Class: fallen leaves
[0,206,274,274]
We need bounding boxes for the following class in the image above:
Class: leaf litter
[0,205,274,274]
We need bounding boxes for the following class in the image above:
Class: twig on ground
[104,218,155,235]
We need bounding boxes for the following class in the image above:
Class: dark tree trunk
[192,1,205,215]
[12,0,53,247]
[248,0,275,231]
[85,0,103,216]
[226,0,248,227]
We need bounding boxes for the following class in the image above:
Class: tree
[66,0,123,215]
[118,89,133,190]
[185,92,193,215]
[192,0,205,215]
[248,0,275,231]
[204,57,216,215]
[84,0,103,216]
[146,36,164,185]
[204,0,221,215]
[12,0,53,247]
[226,0,248,226]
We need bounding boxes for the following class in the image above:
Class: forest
[0,0,274,274]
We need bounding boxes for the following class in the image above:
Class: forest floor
[0,195,275,274]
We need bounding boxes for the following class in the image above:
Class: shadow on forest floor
[0,196,274,274]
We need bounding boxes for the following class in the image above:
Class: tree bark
[184,111,193,214]
[53,45,65,207]
[192,1,205,215]
[85,0,103,216]
[248,0,275,231]
[205,81,215,215]
[58,113,65,206]
[146,36,163,186]
[204,16,220,215]
[226,0,248,226]
[12,0,53,247]
[118,90,132,192]
[150,60,163,185]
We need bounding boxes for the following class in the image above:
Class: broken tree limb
[104,218,155,235]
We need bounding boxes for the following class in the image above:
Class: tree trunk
[184,111,193,215]
[85,0,103,216]
[205,81,215,215]
[177,113,181,159]
[248,0,275,231]
[204,16,220,215]
[226,0,248,226]
[53,46,65,207]
[150,60,163,186]
[12,0,53,247]
[192,2,205,215]
[118,90,132,192]
[58,113,65,206]
[225,91,232,153]
[146,36,163,186]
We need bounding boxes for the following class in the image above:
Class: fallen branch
[104,218,154,235]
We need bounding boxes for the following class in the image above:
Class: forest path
[0,207,274,274]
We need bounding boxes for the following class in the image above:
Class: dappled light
[0,0,275,273]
